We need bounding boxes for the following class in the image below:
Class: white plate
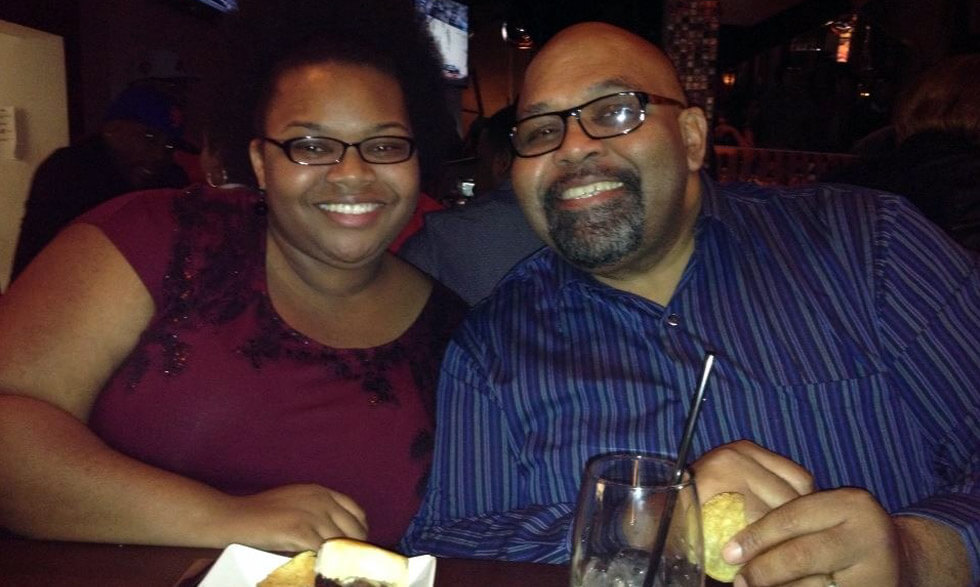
[198,543,436,587]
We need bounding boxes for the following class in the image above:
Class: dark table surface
[0,534,570,586]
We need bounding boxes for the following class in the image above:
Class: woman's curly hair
[205,0,459,191]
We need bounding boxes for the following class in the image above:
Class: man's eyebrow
[519,77,640,118]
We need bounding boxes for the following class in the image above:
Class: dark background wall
[2,0,978,153]
[1,0,221,146]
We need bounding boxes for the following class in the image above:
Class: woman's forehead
[264,62,409,134]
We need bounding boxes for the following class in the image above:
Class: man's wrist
[894,514,970,587]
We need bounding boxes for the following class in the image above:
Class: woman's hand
[224,484,369,552]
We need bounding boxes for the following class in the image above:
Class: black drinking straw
[642,351,716,587]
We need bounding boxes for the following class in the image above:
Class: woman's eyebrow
[281,120,412,135]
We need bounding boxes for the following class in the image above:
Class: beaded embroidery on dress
[116,186,461,417]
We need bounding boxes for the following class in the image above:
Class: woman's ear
[678,107,709,172]
[248,138,267,189]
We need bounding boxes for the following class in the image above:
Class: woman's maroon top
[79,185,466,548]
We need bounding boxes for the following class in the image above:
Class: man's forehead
[518,45,682,120]
[517,76,641,118]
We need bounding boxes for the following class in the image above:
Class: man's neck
[591,181,702,306]
[592,232,696,306]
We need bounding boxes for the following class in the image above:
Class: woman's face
[250,61,419,270]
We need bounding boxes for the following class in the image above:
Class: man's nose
[554,116,603,165]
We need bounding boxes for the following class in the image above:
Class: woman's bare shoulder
[0,223,154,420]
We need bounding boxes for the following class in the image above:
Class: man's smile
[559,181,624,201]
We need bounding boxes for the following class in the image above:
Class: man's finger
[724,491,846,565]
[728,441,815,496]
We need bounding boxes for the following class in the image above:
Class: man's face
[510,26,707,278]
[104,119,178,188]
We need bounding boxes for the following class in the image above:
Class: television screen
[196,0,237,13]
[169,0,237,18]
[415,0,469,85]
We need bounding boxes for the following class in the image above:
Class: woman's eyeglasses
[259,135,416,166]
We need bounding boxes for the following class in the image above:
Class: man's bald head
[519,22,687,119]
[509,21,708,295]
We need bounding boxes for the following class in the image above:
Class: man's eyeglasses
[259,135,416,166]
[509,91,686,158]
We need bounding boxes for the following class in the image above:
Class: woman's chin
[321,242,390,269]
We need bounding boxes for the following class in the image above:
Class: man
[403,22,978,586]
[11,85,194,280]
[399,104,542,304]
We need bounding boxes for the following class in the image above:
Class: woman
[0,1,465,551]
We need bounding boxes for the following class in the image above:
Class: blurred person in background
[11,85,195,280]
[400,104,542,304]
[827,53,980,252]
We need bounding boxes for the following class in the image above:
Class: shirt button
[666,313,681,327]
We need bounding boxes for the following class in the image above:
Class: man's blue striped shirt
[402,179,980,581]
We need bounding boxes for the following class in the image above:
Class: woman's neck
[263,234,430,348]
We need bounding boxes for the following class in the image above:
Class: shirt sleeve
[874,194,980,582]
[389,192,443,253]
[75,189,180,311]
[397,228,438,279]
[400,330,574,563]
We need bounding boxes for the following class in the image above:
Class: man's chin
[553,237,634,272]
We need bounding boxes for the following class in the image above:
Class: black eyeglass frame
[509,91,687,158]
[258,135,417,166]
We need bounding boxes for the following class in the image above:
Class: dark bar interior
[0,1,978,285]
[0,3,978,584]
[2,0,977,153]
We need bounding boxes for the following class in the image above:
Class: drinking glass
[570,453,704,587]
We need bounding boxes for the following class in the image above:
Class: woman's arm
[0,225,366,549]
[1,223,153,419]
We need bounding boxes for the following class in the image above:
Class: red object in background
[174,149,205,185]
[389,191,444,252]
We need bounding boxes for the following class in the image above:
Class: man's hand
[218,484,368,552]
[693,440,970,586]
[724,486,901,586]
[692,440,815,525]
[692,441,901,585]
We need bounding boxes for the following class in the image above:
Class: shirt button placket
[665,313,681,327]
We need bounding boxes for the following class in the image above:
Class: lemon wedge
[702,492,748,582]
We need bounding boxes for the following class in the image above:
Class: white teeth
[560,181,623,200]
[317,202,381,215]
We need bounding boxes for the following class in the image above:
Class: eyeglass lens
[283,136,414,165]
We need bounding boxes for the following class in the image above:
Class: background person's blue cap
[104,85,198,153]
